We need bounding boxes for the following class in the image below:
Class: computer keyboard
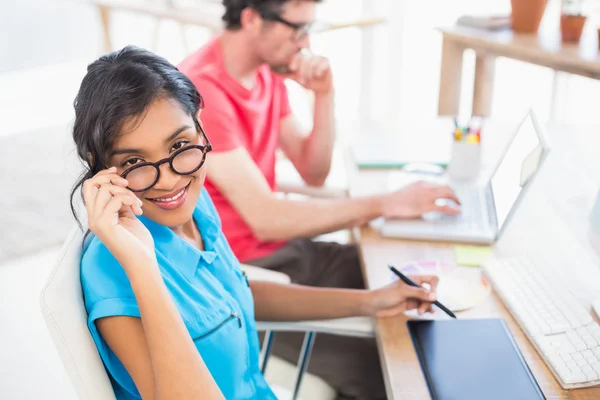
[484,256,600,388]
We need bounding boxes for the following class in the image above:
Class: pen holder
[448,141,481,181]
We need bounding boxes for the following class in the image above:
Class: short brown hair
[222,0,322,30]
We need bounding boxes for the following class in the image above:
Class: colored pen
[388,265,457,319]
[465,133,479,144]
[454,128,462,141]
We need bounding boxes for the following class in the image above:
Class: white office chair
[40,227,373,400]
[40,228,116,400]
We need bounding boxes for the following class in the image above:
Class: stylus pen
[388,265,457,319]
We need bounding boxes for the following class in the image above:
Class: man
[179,0,460,397]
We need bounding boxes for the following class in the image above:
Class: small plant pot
[560,14,587,42]
[511,0,548,33]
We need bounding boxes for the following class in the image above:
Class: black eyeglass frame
[119,121,212,192]
[259,10,315,41]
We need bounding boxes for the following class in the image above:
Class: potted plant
[561,0,588,42]
[511,0,548,33]
[594,5,600,49]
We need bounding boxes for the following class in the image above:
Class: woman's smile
[146,181,191,210]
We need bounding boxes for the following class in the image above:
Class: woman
[73,46,439,400]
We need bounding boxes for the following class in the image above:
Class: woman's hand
[363,275,440,317]
[83,167,155,266]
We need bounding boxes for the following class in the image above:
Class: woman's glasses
[120,123,212,192]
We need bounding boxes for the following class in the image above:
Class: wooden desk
[437,25,600,117]
[352,122,600,400]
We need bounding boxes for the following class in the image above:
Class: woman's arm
[251,278,439,321]
[84,169,224,400]
[251,282,365,321]
[98,259,224,400]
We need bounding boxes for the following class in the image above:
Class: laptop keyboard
[426,186,489,231]
[380,176,496,241]
[457,189,484,227]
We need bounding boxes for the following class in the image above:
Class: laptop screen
[490,114,545,231]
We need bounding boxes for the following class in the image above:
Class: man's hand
[285,50,333,94]
[381,181,462,219]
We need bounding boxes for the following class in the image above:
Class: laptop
[378,110,550,244]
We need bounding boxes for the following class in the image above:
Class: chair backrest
[40,227,116,400]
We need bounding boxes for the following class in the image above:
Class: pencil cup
[448,141,481,181]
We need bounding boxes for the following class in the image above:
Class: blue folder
[407,319,545,400]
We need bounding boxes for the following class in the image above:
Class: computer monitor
[490,111,550,235]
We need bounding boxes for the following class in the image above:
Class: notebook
[407,319,545,400]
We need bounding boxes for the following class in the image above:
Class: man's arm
[278,52,336,186]
[207,148,380,241]
[279,90,335,187]
[206,148,460,242]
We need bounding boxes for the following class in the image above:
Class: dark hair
[222,0,321,30]
[70,45,204,229]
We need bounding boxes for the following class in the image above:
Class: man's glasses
[120,122,212,192]
[260,10,314,42]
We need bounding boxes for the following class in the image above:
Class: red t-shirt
[178,37,291,262]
